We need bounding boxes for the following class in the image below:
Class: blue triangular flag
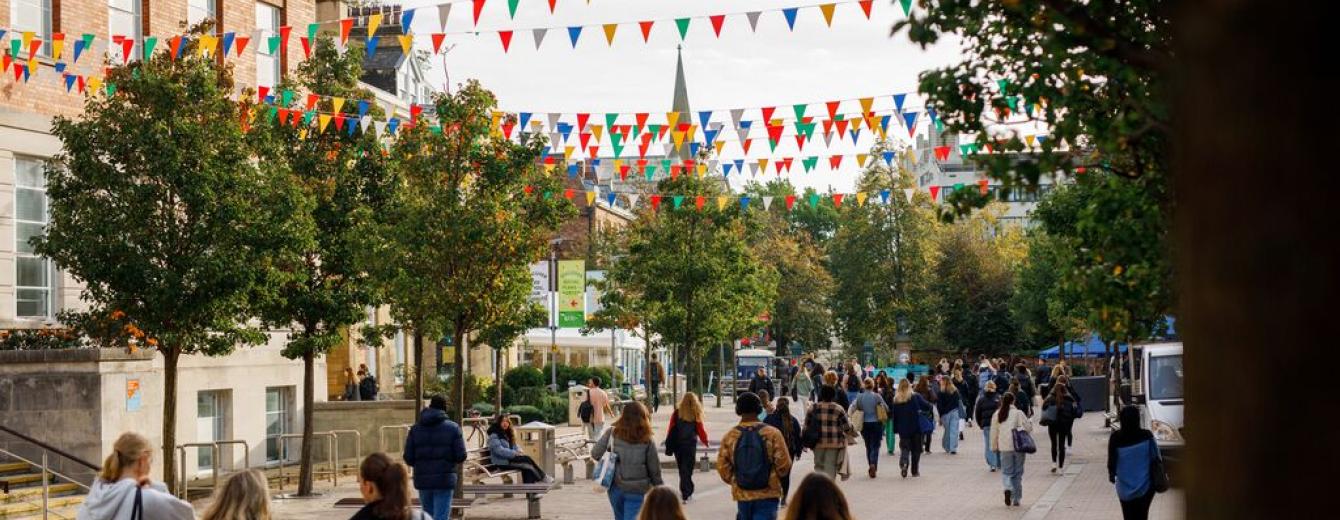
[366,36,380,59]
[880,115,892,133]
[927,106,939,123]
[176,36,191,59]
[401,8,416,29]
[0,30,5,42]
[850,129,862,144]
[782,8,799,30]
[387,118,401,135]
[739,120,753,130]
[557,122,573,140]
[902,111,918,130]
[734,159,744,172]
[567,164,579,178]
[740,196,751,210]
[519,112,532,130]
[357,100,370,118]
[221,32,236,58]
[879,189,891,204]
[1036,135,1048,145]
[606,192,617,206]
[568,26,583,48]
[347,118,358,136]
[893,93,907,113]
[723,163,733,176]
[64,74,76,92]
[882,151,895,165]
[72,39,85,63]
[698,110,712,129]
[689,142,701,156]
[703,128,719,144]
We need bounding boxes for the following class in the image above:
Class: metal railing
[378,424,413,453]
[1,424,99,520]
[275,432,336,490]
[175,440,250,498]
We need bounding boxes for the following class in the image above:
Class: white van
[1116,342,1184,462]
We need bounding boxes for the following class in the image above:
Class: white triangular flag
[730,108,744,127]
[746,12,762,32]
[736,127,749,142]
[663,142,674,156]
[438,4,453,31]
[533,28,548,49]
[903,188,916,203]
[374,121,387,136]
[548,113,561,131]
[762,196,774,210]
[360,115,372,132]
[749,163,759,175]
[708,159,719,171]
[822,131,833,147]
[626,194,640,208]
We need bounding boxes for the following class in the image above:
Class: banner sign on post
[530,262,551,313]
[557,260,586,327]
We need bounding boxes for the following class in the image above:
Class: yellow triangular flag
[857,153,868,166]
[205,35,221,57]
[758,158,770,172]
[88,77,102,94]
[716,196,728,210]
[332,97,346,114]
[603,24,618,46]
[399,35,413,54]
[685,125,697,142]
[1025,134,1037,147]
[859,97,874,114]
[564,146,575,160]
[697,163,707,177]
[592,125,604,141]
[856,192,869,206]
[851,117,864,131]
[905,149,918,164]
[299,128,309,140]
[714,141,725,155]
[544,163,557,174]
[819,4,837,26]
[368,13,384,37]
[52,39,64,60]
[318,114,332,132]
[586,191,597,205]
[666,112,680,130]
[613,159,623,171]
[671,130,686,150]
[21,32,33,50]
[769,118,783,127]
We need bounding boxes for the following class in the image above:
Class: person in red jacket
[664,392,710,503]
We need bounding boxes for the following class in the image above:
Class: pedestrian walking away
[351,453,425,520]
[637,486,689,520]
[802,385,855,479]
[403,395,467,520]
[890,379,933,478]
[1041,383,1080,473]
[77,432,196,520]
[718,392,792,520]
[1109,405,1165,520]
[593,402,664,520]
[764,397,804,506]
[975,381,1003,472]
[664,392,710,503]
[876,374,898,454]
[849,377,889,477]
[649,353,667,413]
[914,375,938,453]
[936,377,963,454]
[991,392,1035,507]
[842,361,863,405]
[487,415,550,483]
[781,473,856,520]
[791,364,815,418]
[582,376,615,441]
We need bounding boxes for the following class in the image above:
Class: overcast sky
[400,0,963,192]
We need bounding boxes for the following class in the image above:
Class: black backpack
[733,425,772,491]
[578,389,595,423]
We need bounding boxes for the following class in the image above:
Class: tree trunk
[297,351,316,495]
[452,327,467,423]
[716,342,724,408]
[1176,2,1335,517]
[161,347,180,494]
[642,324,653,408]
[494,348,505,412]
[413,330,425,418]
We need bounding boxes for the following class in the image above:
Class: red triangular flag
[579,133,592,151]
[978,179,990,195]
[279,26,292,53]
[300,36,312,58]
[502,121,516,138]
[548,0,558,13]
[785,194,797,210]
[410,104,424,123]
[120,38,134,64]
[635,113,649,129]
[563,188,575,200]
[741,138,753,154]
[670,165,681,179]
[650,194,662,210]
[639,21,654,42]
[498,31,513,52]
[524,185,535,195]
[859,0,874,18]
[829,155,843,169]
[235,35,250,55]
[169,36,184,61]
[576,113,590,130]
[766,124,784,143]
[334,115,346,131]
[930,185,941,201]
[431,33,447,53]
[694,196,705,211]
[761,106,776,122]
[795,135,807,150]
[473,0,487,26]
[13,63,23,81]
[832,193,844,208]
[619,165,630,181]
[258,86,270,103]
[709,15,726,37]
[826,101,841,119]
[339,18,354,42]
[306,93,320,110]
[277,109,291,125]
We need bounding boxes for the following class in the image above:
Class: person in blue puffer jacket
[486,415,550,484]
[404,395,467,520]
[1109,405,1163,520]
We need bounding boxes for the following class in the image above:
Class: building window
[10,0,53,56]
[264,386,294,463]
[256,2,282,88]
[196,390,229,470]
[393,330,406,385]
[14,157,55,319]
[187,0,217,27]
[108,0,142,63]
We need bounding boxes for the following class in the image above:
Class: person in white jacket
[990,392,1035,507]
[77,432,195,520]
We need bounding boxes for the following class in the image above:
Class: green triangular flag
[935,120,945,132]
[605,113,618,128]
[282,89,294,106]
[307,23,319,42]
[1006,96,1019,111]
[10,39,19,58]
[768,139,778,152]
[430,125,443,135]
[81,33,95,49]
[267,106,278,121]
[997,79,1010,94]
[105,83,117,96]
[543,191,553,200]
[675,18,691,40]
[303,110,316,126]
[808,193,819,208]
[672,195,684,209]
[645,166,656,180]
[649,124,661,136]
[954,183,964,191]
[793,104,807,120]
[268,36,281,55]
[143,37,158,60]
[508,0,520,19]
[899,0,913,16]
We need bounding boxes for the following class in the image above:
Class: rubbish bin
[568,385,589,427]
[517,421,556,486]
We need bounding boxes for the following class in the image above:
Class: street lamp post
[547,238,565,389]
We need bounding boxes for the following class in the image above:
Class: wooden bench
[462,448,524,496]
[461,483,552,520]
[334,497,475,519]
[554,434,594,484]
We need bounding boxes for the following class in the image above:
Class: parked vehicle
[1108,342,1184,463]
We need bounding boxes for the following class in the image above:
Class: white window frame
[255,2,282,88]
[10,0,53,57]
[196,390,229,471]
[13,156,55,320]
[108,0,143,63]
[264,386,294,463]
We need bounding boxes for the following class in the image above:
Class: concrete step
[0,464,29,476]
[7,504,82,520]
[0,495,84,518]
[1,483,80,504]
[0,475,46,490]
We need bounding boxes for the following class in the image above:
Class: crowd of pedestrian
[76,355,1165,520]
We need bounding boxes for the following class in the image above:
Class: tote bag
[592,450,619,492]
[1012,427,1038,454]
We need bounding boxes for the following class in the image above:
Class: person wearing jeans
[975,381,1003,471]
[592,402,662,520]
[403,395,467,520]
[889,379,933,478]
[717,392,792,520]
[849,378,888,477]
[937,378,963,454]
[991,392,1035,506]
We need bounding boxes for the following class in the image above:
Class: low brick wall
[312,400,418,459]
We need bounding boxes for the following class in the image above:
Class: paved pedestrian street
[267,397,1182,519]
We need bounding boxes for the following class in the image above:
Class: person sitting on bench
[486,416,551,484]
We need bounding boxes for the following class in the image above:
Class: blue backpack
[733,425,772,490]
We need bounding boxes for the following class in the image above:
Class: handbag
[593,450,619,491]
[1149,440,1171,493]
[849,408,864,428]
[918,411,935,434]
[1012,427,1038,454]
[876,402,889,423]
[1040,405,1058,426]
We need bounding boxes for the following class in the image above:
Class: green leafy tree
[933,206,1025,355]
[368,81,572,420]
[37,42,298,490]
[246,37,394,496]
[744,179,841,245]
[1011,232,1086,351]
[828,148,940,358]
[476,301,547,411]
[741,181,834,356]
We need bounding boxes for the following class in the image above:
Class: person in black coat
[1043,384,1081,472]
[764,397,803,506]
[403,395,467,520]
[748,368,774,397]
[974,382,1003,472]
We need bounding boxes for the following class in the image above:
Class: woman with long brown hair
[782,473,855,520]
[764,397,803,506]
[991,392,1035,507]
[593,402,663,520]
[1042,383,1080,473]
[351,453,416,520]
[637,486,688,520]
[914,375,938,453]
[664,392,709,503]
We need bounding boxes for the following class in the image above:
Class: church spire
[672,45,692,161]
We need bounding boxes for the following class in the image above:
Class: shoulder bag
[1149,439,1171,493]
[1012,426,1038,454]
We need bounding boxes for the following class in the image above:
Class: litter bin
[517,421,556,486]
[568,385,590,427]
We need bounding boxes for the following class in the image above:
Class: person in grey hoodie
[77,432,195,520]
[592,401,663,520]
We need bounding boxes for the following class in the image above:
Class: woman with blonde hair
[344,366,361,401]
[937,376,964,454]
[890,379,933,478]
[594,402,663,520]
[664,393,709,503]
[822,370,849,410]
[637,486,689,520]
[78,432,195,520]
[201,469,270,520]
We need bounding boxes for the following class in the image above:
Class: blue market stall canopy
[1039,333,1128,359]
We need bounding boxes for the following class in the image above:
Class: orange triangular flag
[819,4,836,26]
[603,24,618,46]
